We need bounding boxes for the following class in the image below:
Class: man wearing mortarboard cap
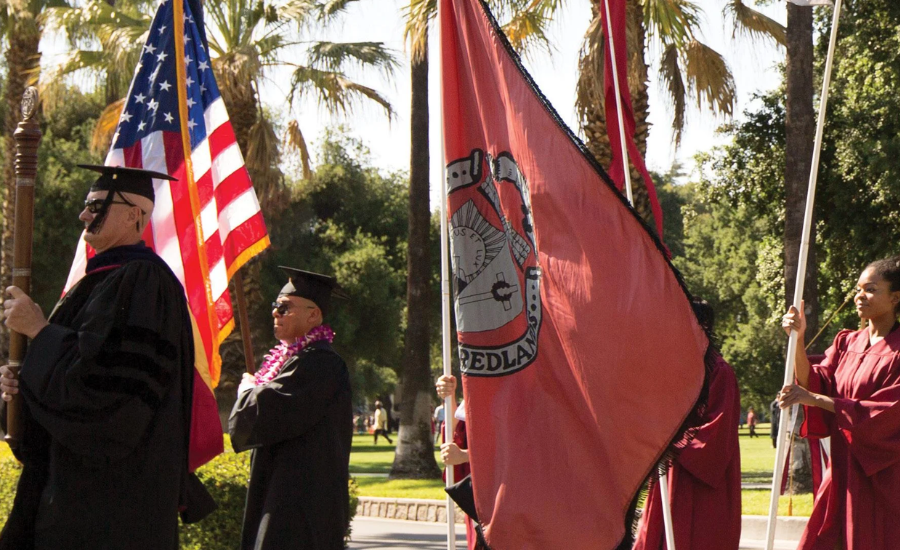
[0,165,213,549]
[229,267,352,550]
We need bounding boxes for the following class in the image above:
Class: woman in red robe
[780,256,900,550]
[634,300,742,550]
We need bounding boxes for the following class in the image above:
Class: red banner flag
[600,0,665,238]
[440,0,709,547]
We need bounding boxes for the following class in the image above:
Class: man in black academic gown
[0,165,207,549]
[229,267,352,550]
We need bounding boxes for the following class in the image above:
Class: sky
[43,0,792,208]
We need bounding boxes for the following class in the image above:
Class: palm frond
[288,65,395,121]
[307,41,398,78]
[575,11,605,126]
[403,0,436,62]
[683,40,735,118]
[284,119,313,180]
[246,116,288,211]
[722,0,786,47]
[643,0,703,49]
[320,0,360,21]
[42,1,149,87]
[501,8,553,56]
[659,44,686,146]
[91,98,126,154]
[276,0,318,26]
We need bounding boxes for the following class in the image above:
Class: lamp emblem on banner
[448,149,542,377]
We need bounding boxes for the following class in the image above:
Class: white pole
[437,1,457,548]
[601,0,672,545]
[765,2,842,548]
[601,0,634,205]
[658,470,676,550]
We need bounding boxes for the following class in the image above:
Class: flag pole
[601,0,634,204]
[765,1,842,548]
[437,1,457,548]
[602,0,672,545]
[232,270,257,374]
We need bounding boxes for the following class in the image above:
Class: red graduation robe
[633,355,742,550]
[799,327,900,550]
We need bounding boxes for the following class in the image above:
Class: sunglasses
[272,301,317,315]
[271,301,292,315]
[84,198,136,214]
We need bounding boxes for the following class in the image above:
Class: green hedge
[0,438,358,549]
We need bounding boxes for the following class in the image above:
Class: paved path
[348,517,797,549]
[349,518,467,549]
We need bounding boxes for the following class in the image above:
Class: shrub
[0,437,358,549]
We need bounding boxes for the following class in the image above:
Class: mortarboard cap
[278,266,348,315]
[78,164,177,203]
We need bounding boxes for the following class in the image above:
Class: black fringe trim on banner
[468,1,718,548]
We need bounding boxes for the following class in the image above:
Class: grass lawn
[350,434,442,474]
[349,426,817,515]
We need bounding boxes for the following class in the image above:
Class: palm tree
[389,9,440,478]
[390,0,558,479]
[575,0,784,229]
[783,3,817,343]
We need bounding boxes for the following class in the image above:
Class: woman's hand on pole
[778,384,835,413]
[435,374,457,399]
[782,301,812,387]
[440,442,469,466]
[436,374,459,431]
[782,302,807,337]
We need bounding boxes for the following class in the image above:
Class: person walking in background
[769,397,781,448]
[433,403,445,443]
[746,406,758,437]
[373,400,392,444]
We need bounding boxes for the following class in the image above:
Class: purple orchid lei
[255,324,335,385]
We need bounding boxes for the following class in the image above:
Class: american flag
[64,0,269,468]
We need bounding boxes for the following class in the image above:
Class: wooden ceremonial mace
[4,87,41,450]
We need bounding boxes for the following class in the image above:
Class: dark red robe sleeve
[833,382,900,477]
[677,356,741,489]
[802,329,900,476]
[801,330,852,439]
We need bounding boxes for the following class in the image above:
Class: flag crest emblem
[449,149,542,377]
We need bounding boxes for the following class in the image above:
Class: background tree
[389,12,439,477]
[576,0,783,230]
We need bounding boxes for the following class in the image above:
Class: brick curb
[356,497,809,542]
[357,497,467,524]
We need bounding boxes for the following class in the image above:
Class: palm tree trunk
[784,2,817,492]
[577,1,654,228]
[2,13,41,358]
[389,42,441,479]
